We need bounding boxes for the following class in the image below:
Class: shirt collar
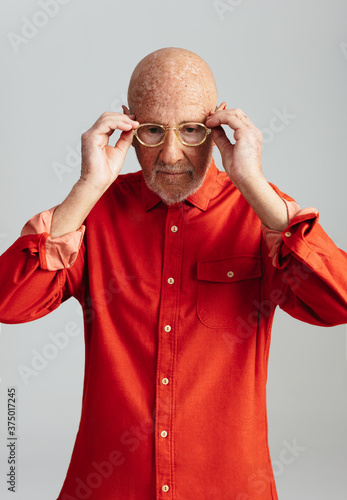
[141,158,218,212]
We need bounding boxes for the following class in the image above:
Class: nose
[159,129,185,165]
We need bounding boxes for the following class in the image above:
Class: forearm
[235,173,288,231]
[50,179,105,238]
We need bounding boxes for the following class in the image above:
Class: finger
[103,119,138,138]
[211,126,234,157]
[206,110,250,130]
[104,130,134,164]
[206,111,246,129]
[93,113,139,135]
[114,129,134,155]
[100,115,139,132]
[218,108,248,121]
[92,116,140,144]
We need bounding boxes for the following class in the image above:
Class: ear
[122,105,131,116]
[216,102,227,111]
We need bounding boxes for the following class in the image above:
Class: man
[0,47,346,499]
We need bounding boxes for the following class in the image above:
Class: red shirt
[1,160,347,500]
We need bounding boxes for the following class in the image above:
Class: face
[132,98,214,205]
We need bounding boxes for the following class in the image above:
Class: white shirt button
[164,325,172,332]
[162,378,169,385]
[284,231,292,237]
[162,485,169,492]
[227,271,234,278]
[171,225,178,233]
[161,430,168,438]
[167,277,175,285]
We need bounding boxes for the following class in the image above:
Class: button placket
[155,207,184,497]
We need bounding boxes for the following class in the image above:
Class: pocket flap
[197,255,262,283]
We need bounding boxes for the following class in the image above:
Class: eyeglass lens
[137,124,207,146]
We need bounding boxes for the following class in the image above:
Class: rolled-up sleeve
[20,206,85,271]
[261,195,347,326]
[262,199,319,268]
[0,206,85,323]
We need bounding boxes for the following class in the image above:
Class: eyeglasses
[133,122,211,147]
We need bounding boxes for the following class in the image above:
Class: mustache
[154,161,193,175]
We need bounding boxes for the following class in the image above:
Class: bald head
[127,47,218,117]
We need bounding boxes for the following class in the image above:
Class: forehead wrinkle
[130,73,209,109]
[135,88,210,122]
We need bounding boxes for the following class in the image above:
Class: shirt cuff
[262,199,319,267]
[20,206,85,271]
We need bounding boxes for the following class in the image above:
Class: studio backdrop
[0,1,346,499]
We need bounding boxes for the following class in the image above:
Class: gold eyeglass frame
[133,122,212,147]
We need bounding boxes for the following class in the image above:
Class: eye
[182,125,199,134]
[147,126,162,135]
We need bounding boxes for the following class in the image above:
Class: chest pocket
[196,255,262,329]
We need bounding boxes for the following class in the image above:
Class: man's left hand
[205,107,263,190]
[206,107,289,231]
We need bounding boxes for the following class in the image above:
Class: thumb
[212,126,233,157]
[114,129,134,156]
[104,130,133,172]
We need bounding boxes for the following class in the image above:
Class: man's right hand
[50,112,139,239]
[80,112,139,193]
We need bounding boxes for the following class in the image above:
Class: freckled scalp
[127,48,218,116]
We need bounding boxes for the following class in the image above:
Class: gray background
[0,0,347,498]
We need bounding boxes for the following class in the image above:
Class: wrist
[233,173,289,231]
[50,179,106,238]
[76,176,109,199]
[231,169,265,192]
